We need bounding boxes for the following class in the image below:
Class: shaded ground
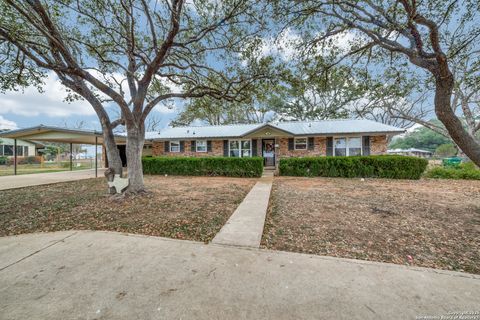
[262,177,480,274]
[0,176,255,242]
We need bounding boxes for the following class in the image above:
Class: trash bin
[442,157,462,168]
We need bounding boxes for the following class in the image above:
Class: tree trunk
[103,129,123,175]
[125,122,146,193]
[434,74,480,166]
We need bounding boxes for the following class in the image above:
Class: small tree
[435,144,457,158]
[0,0,267,193]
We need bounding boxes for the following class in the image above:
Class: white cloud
[257,28,302,61]
[0,72,95,117]
[0,116,18,130]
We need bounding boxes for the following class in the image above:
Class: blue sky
[0,72,179,132]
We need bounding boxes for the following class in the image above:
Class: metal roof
[0,125,126,144]
[388,148,432,154]
[0,120,405,144]
[144,123,265,140]
[146,119,405,140]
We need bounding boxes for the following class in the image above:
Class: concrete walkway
[0,231,478,320]
[212,171,273,248]
[0,169,104,190]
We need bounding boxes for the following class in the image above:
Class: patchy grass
[262,177,480,274]
[0,176,255,243]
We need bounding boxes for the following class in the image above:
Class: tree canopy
[0,0,270,192]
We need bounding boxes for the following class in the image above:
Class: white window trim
[333,136,362,156]
[196,140,207,153]
[294,137,308,150]
[170,140,180,153]
[228,139,252,157]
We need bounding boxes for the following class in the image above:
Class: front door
[262,139,275,167]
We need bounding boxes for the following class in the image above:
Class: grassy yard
[0,162,95,176]
[262,177,480,274]
[0,176,255,242]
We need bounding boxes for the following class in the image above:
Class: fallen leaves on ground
[261,177,480,275]
[0,176,256,243]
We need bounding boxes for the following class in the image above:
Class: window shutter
[288,138,294,151]
[362,136,371,156]
[308,137,314,150]
[223,140,229,157]
[180,141,185,152]
[252,139,258,156]
[207,140,212,152]
[164,141,170,153]
[191,140,196,152]
[326,137,333,156]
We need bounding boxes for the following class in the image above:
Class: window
[170,140,180,152]
[334,138,347,156]
[24,146,29,157]
[16,146,23,156]
[334,137,362,156]
[3,145,13,156]
[294,138,307,150]
[0,145,3,156]
[348,137,361,156]
[229,139,251,157]
[196,140,207,152]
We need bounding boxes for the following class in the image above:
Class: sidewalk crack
[0,232,78,272]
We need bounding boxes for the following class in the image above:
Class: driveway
[0,231,478,320]
[0,169,104,190]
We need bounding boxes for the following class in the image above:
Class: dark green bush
[5,156,42,165]
[142,156,263,177]
[279,155,428,180]
[0,156,7,165]
[424,166,480,180]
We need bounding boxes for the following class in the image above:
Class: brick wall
[370,135,387,155]
[149,135,388,158]
[152,140,224,157]
[277,137,327,158]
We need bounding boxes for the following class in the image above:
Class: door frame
[261,138,275,167]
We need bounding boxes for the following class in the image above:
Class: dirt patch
[0,176,256,243]
[262,177,480,274]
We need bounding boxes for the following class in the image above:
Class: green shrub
[424,166,480,180]
[5,156,43,165]
[279,155,428,180]
[0,156,7,165]
[459,161,478,171]
[142,156,263,177]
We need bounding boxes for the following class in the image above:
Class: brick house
[142,119,405,168]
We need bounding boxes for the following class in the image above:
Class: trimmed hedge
[279,155,428,180]
[142,156,263,177]
[424,166,480,180]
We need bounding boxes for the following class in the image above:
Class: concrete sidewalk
[0,231,478,320]
[0,169,104,190]
[212,171,273,247]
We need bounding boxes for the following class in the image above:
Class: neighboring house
[138,119,405,167]
[0,138,40,158]
[387,148,433,158]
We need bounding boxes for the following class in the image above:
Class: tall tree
[270,60,355,120]
[274,0,480,166]
[0,0,266,192]
[389,123,452,153]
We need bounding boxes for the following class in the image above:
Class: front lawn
[262,177,480,274]
[0,176,255,242]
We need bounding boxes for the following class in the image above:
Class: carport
[0,125,126,177]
